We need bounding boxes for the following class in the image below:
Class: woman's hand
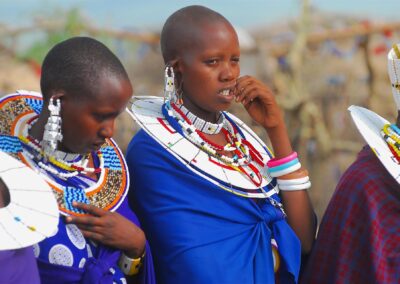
[65,202,145,258]
[235,76,283,129]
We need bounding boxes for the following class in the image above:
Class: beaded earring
[389,44,400,110]
[42,97,63,158]
[164,66,175,103]
[176,80,184,105]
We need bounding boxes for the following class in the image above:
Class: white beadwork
[164,66,175,102]
[388,44,400,110]
[42,97,63,157]
[179,104,226,134]
[167,102,256,167]
[20,118,105,179]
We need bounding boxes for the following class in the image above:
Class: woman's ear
[167,59,183,84]
[48,90,65,102]
[167,59,181,74]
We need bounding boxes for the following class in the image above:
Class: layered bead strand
[381,123,400,162]
[166,101,267,186]
[19,116,104,180]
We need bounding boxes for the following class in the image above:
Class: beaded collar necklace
[0,91,129,216]
[178,104,225,134]
[18,115,104,180]
[166,101,266,186]
[128,96,280,200]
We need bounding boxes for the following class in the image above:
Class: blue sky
[1,0,399,30]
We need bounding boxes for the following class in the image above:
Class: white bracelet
[277,176,310,186]
[118,250,145,276]
[278,181,311,191]
[269,163,301,178]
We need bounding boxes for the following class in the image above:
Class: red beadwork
[171,102,266,187]
[387,143,400,163]
[72,165,84,171]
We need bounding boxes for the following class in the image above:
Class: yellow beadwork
[382,124,400,157]
[18,135,30,145]
[49,156,75,171]
[383,124,400,143]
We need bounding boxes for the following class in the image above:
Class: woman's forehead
[179,22,238,55]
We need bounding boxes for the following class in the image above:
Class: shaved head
[160,5,233,63]
[40,37,130,102]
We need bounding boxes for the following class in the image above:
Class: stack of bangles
[267,151,311,191]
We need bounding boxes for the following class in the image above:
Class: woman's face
[176,21,240,119]
[59,75,132,154]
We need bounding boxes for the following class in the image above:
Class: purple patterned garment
[302,146,400,284]
[37,199,156,284]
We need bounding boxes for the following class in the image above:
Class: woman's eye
[231,57,240,63]
[94,114,105,121]
[205,59,218,65]
[94,113,111,121]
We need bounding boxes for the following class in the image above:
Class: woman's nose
[99,119,115,139]
[220,62,237,82]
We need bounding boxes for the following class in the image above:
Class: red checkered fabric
[301,146,400,284]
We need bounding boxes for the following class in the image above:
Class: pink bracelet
[267,151,298,168]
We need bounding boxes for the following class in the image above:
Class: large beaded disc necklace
[0,92,129,216]
[165,101,267,188]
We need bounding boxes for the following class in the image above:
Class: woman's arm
[235,76,316,253]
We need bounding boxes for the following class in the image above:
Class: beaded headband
[387,43,400,110]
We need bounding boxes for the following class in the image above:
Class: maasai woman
[0,37,156,284]
[127,5,315,284]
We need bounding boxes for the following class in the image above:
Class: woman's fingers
[235,83,262,105]
[72,202,107,217]
[78,228,104,242]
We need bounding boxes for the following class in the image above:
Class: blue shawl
[127,130,301,284]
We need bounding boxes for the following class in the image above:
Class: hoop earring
[164,66,175,103]
[42,97,63,157]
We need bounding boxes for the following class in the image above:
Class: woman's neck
[29,111,48,143]
[182,97,220,123]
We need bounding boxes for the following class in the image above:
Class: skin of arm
[235,75,316,253]
[66,202,146,259]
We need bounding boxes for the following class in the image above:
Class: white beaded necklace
[167,102,255,167]
[19,117,104,179]
[178,104,226,134]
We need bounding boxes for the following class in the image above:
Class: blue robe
[127,130,301,284]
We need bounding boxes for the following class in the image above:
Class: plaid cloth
[301,145,400,284]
